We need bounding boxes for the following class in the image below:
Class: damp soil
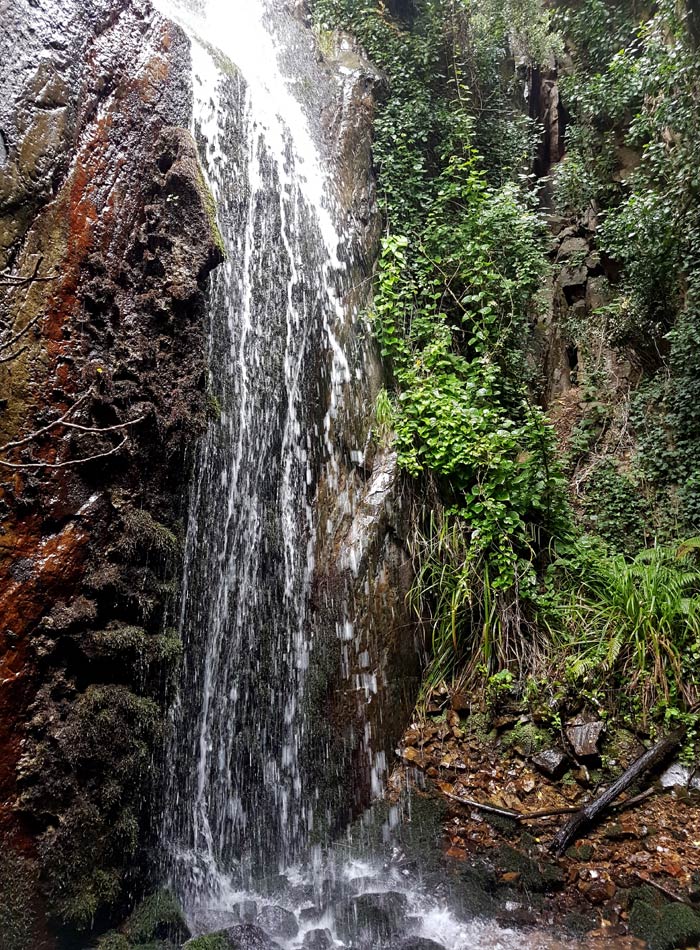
[390,707,700,950]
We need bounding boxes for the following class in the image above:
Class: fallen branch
[548,729,685,856]
[519,805,581,820]
[443,791,519,819]
[444,791,580,822]
[633,871,695,908]
[616,786,656,812]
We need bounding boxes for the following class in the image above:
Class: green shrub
[546,538,700,714]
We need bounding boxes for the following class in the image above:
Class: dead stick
[615,787,656,812]
[443,792,520,819]
[444,792,579,822]
[548,729,685,857]
[519,805,580,820]
[633,871,695,907]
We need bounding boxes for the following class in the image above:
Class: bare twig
[444,791,580,822]
[633,871,695,907]
[0,394,90,452]
[615,787,656,812]
[0,257,58,288]
[519,805,581,821]
[0,346,28,365]
[0,275,59,287]
[444,791,519,819]
[0,312,43,353]
[0,434,129,469]
[0,391,145,471]
[59,415,146,434]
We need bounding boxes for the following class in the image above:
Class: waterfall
[151,0,359,902]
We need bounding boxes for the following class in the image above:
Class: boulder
[555,236,589,262]
[566,717,604,757]
[223,924,283,950]
[302,928,334,950]
[532,747,569,779]
[334,891,409,944]
[396,939,447,950]
[659,763,694,789]
[257,905,299,939]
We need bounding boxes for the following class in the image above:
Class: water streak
[154,0,352,901]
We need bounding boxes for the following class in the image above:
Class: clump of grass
[548,538,700,715]
[410,507,549,705]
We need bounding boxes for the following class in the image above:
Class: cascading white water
[151,0,357,898]
[150,4,593,948]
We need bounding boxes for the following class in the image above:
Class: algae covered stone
[124,889,190,944]
[629,897,700,950]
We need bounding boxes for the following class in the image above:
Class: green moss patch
[629,898,700,950]
[124,890,189,944]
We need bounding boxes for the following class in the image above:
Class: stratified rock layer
[0,0,221,943]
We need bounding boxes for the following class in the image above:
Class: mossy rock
[124,890,189,944]
[184,935,231,950]
[500,722,552,757]
[0,847,38,950]
[463,712,497,743]
[629,898,700,950]
[494,844,565,893]
[96,934,131,950]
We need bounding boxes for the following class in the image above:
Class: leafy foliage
[558,0,700,540]
[313,0,569,685]
[315,0,700,721]
[546,538,700,716]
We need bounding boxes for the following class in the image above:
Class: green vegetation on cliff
[314,0,571,687]
[312,0,700,728]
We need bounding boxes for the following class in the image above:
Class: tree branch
[0,394,90,451]
[0,256,58,288]
[548,729,684,856]
[0,312,43,353]
[0,435,129,469]
[0,392,145,471]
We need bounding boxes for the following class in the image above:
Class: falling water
[151,0,357,898]
[150,3,597,948]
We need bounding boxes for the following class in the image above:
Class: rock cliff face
[1,0,423,943]
[0,1,221,943]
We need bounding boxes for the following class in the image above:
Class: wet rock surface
[334,891,410,943]
[0,0,221,942]
[395,939,447,950]
[301,928,334,950]
[257,905,300,940]
[223,924,283,950]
